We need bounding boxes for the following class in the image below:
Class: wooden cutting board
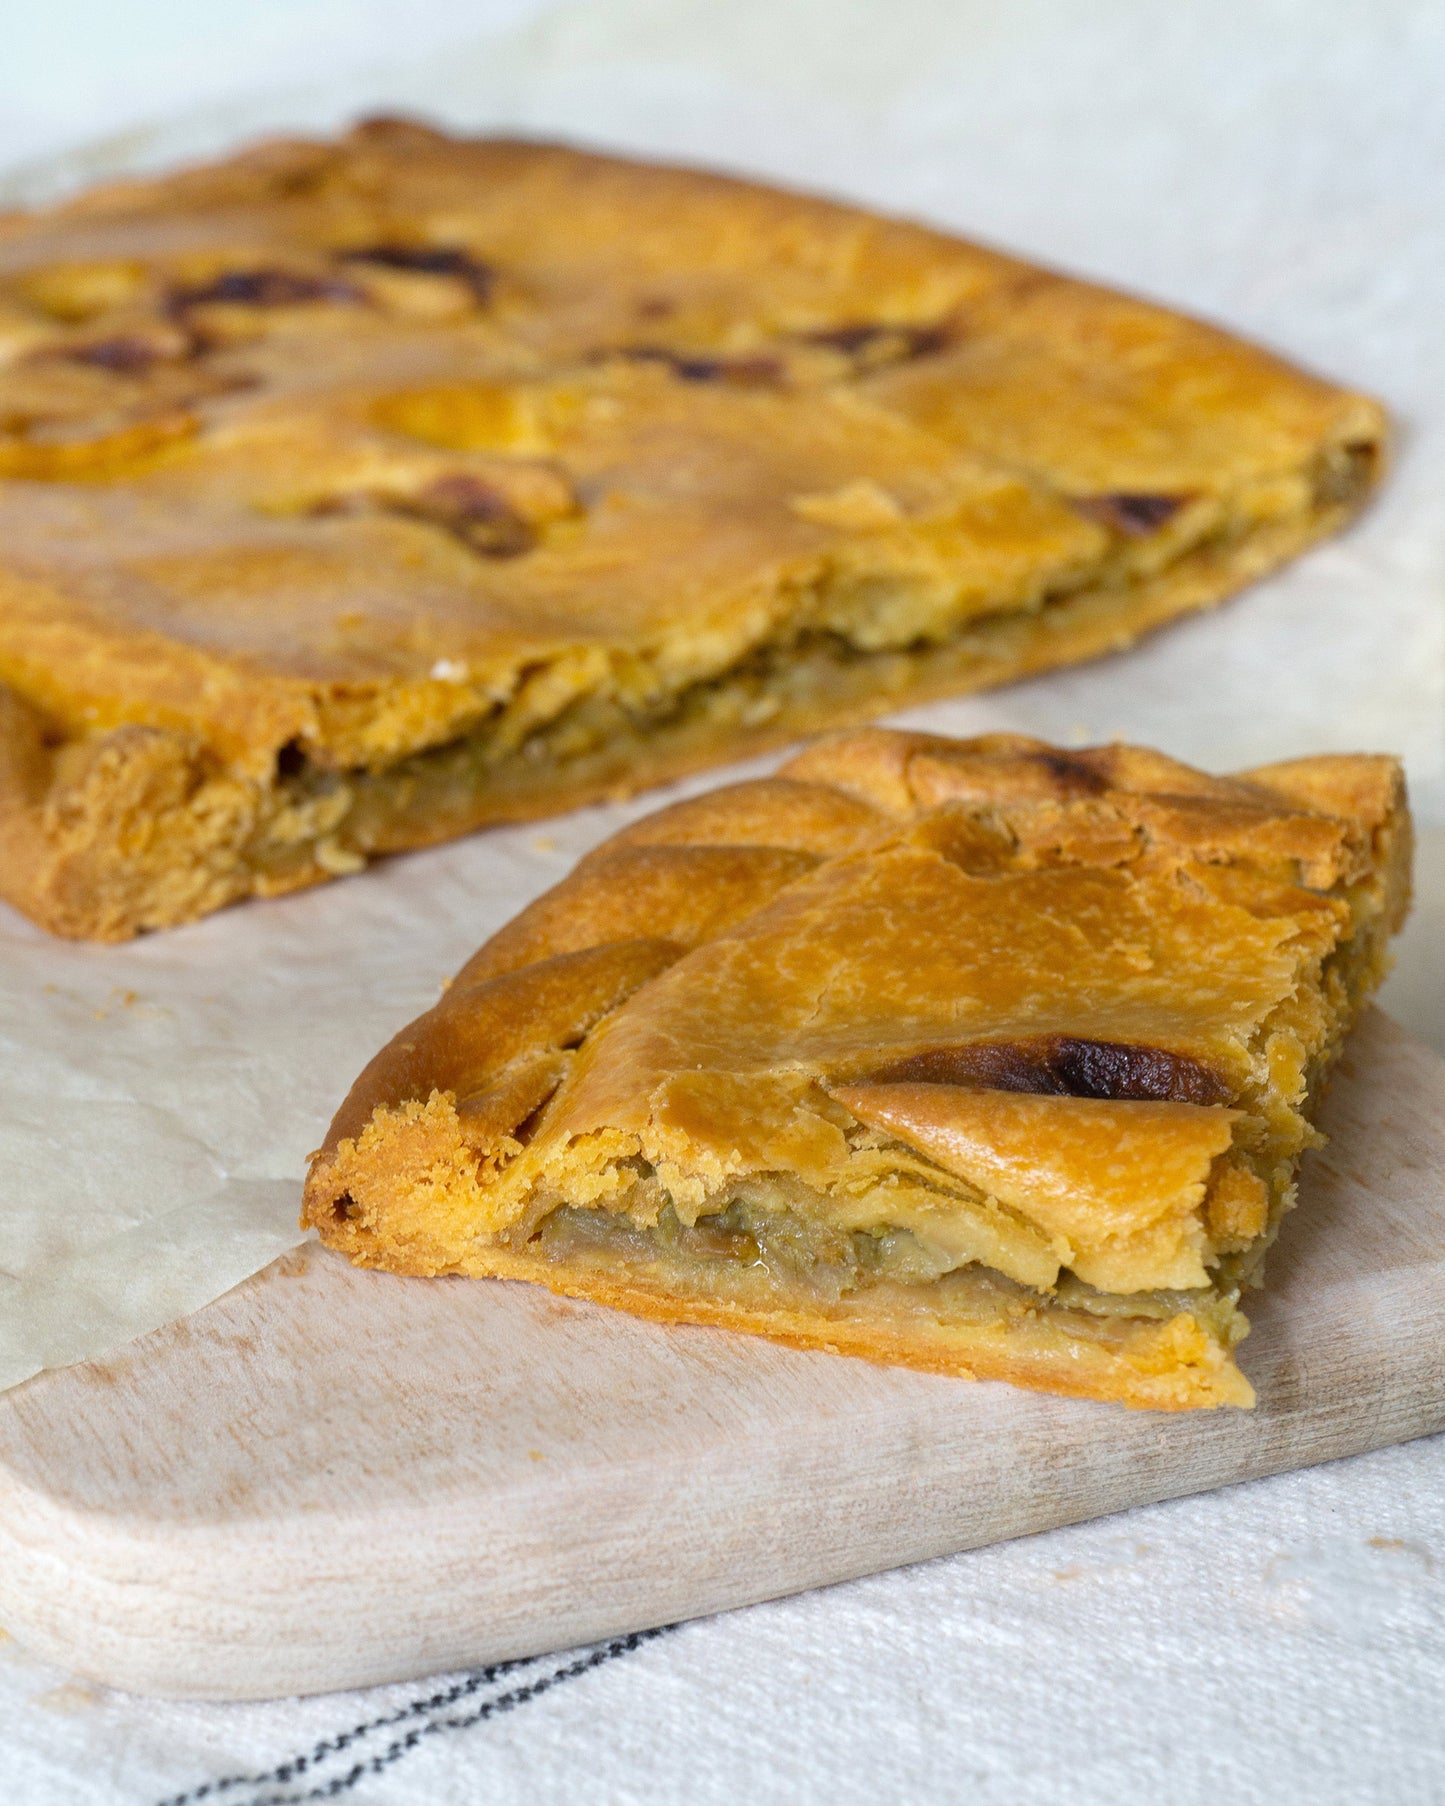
[0,1008,1441,1702]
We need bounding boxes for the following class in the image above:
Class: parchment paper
[1,0,1441,1394]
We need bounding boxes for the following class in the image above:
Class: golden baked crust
[303,728,1412,1410]
[0,119,1386,939]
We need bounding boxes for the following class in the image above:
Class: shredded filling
[472,888,1394,1340]
[245,440,1375,877]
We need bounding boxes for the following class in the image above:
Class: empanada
[304,729,1411,1409]
[0,121,1383,938]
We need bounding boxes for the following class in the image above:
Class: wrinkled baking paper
[2,0,1442,1392]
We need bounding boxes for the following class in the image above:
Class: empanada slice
[0,120,1385,939]
[303,728,1411,1409]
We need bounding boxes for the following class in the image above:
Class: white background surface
[1,2,1443,1801]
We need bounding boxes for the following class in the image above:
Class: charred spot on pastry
[339,244,495,301]
[275,738,308,780]
[617,346,784,387]
[169,269,364,311]
[1032,747,1109,795]
[675,355,781,386]
[60,336,172,374]
[309,474,542,557]
[1048,1038,1231,1105]
[1071,492,1191,537]
[398,473,537,558]
[868,1036,1231,1105]
[802,321,954,366]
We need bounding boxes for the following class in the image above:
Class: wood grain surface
[0,1008,1440,1702]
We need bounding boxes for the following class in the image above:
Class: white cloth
[5,1437,1445,1804]
[1,0,1443,1798]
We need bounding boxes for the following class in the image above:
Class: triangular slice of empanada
[304,729,1411,1409]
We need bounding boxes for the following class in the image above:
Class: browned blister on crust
[304,729,1412,1411]
[0,121,1386,938]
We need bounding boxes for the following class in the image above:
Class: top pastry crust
[304,728,1411,1411]
[0,120,1385,938]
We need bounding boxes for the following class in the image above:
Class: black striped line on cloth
[155,1627,677,1806]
